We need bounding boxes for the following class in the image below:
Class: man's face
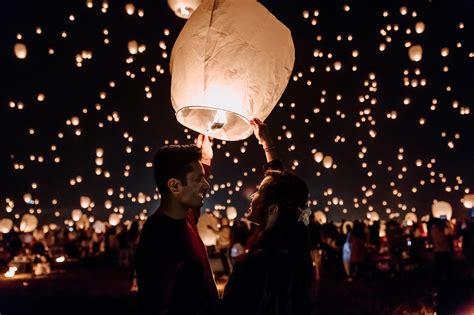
[177,161,210,209]
[247,176,273,224]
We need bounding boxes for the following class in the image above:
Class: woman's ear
[167,178,181,194]
[268,204,279,216]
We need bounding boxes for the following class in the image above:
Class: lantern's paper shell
[171,0,295,141]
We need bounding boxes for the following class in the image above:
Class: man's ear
[167,178,181,194]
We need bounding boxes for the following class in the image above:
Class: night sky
[1,0,473,227]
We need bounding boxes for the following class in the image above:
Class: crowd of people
[1,118,474,314]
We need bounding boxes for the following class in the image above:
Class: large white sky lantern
[432,200,453,220]
[168,0,202,19]
[170,0,295,141]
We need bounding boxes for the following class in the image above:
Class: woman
[220,119,315,314]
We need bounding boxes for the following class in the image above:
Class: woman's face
[247,176,273,225]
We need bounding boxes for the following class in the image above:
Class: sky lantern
[20,214,38,233]
[128,40,138,55]
[80,196,91,209]
[92,220,106,234]
[108,213,121,226]
[167,0,202,19]
[408,45,423,62]
[463,194,474,208]
[196,212,218,246]
[404,212,418,226]
[314,152,324,163]
[14,43,27,59]
[71,209,82,222]
[313,210,327,224]
[170,0,294,141]
[415,22,425,34]
[0,218,13,233]
[431,200,453,219]
[23,193,32,204]
[226,206,237,220]
[322,155,333,168]
[367,211,379,223]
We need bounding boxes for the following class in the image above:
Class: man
[135,134,218,314]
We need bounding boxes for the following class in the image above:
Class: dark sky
[1,0,473,227]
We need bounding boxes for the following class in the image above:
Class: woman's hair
[252,170,314,311]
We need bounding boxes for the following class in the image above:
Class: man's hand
[196,134,213,166]
[250,118,273,148]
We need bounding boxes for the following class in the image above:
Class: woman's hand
[250,118,274,149]
[196,134,213,165]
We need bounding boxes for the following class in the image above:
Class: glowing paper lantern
[367,211,379,222]
[463,194,474,208]
[0,219,13,234]
[20,214,38,233]
[109,213,121,226]
[342,221,353,235]
[170,0,295,141]
[322,155,333,169]
[14,43,27,59]
[92,220,106,234]
[404,213,418,226]
[80,196,91,209]
[226,206,237,220]
[415,22,425,34]
[197,212,218,246]
[408,45,423,62]
[72,209,83,222]
[128,40,138,55]
[314,152,324,163]
[313,211,326,224]
[432,200,452,220]
[167,0,202,19]
[23,193,32,204]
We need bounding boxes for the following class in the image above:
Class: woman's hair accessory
[297,206,312,226]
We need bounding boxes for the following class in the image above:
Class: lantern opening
[176,106,252,141]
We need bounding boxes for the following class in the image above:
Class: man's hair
[153,145,202,198]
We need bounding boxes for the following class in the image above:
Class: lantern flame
[209,110,228,131]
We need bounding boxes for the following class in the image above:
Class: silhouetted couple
[135,119,315,314]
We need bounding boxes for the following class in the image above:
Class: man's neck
[158,198,188,220]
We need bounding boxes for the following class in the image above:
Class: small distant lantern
[170,0,295,141]
[408,45,423,62]
[322,155,333,169]
[20,214,38,233]
[72,209,83,222]
[109,213,121,226]
[80,196,91,209]
[404,213,418,226]
[93,220,106,234]
[415,22,425,34]
[313,211,326,224]
[314,152,324,163]
[0,219,13,234]
[14,43,27,59]
[167,0,202,19]
[432,200,452,220]
[226,206,237,220]
[463,194,474,208]
[367,211,380,223]
[197,212,218,246]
